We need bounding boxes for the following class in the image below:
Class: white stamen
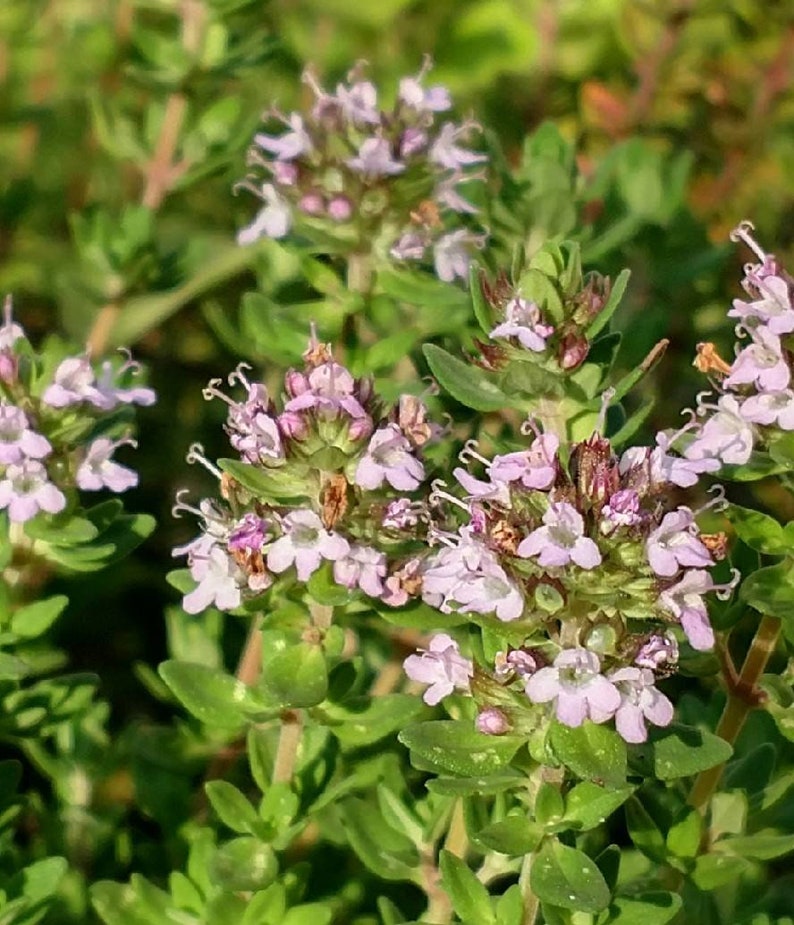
[429,478,469,511]
[458,438,491,467]
[185,442,223,480]
[730,220,767,263]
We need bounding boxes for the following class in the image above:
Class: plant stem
[272,709,303,784]
[689,613,781,813]
[519,850,540,925]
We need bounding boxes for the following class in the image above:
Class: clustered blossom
[173,332,435,613]
[237,58,487,282]
[677,221,794,467]
[401,420,738,744]
[0,299,151,523]
[477,268,616,379]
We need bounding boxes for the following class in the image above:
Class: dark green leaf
[423,344,511,412]
[159,661,268,727]
[563,782,635,831]
[629,724,732,780]
[439,850,496,925]
[548,721,627,786]
[604,892,682,924]
[725,505,788,555]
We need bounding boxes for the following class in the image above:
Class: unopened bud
[476,706,511,735]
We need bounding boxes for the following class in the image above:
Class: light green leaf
[530,839,611,913]
[439,851,496,925]
[563,782,635,831]
[423,344,511,412]
[399,721,524,776]
[159,661,269,727]
[209,837,278,891]
[549,721,627,787]
[603,892,682,924]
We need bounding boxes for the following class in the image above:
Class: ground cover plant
[2,2,794,924]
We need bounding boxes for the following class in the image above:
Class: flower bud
[278,410,309,440]
[0,350,17,385]
[327,196,353,222]
[299,192,324,215]
[570,433,618,506]
[558,332,589,371]
[284,369,309,398]
[476,707,511,735]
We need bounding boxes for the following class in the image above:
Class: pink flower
[333,545,387,597]
[237,184,291,243]
[0,405,51,464]
[0,459,66,522]
[429,122,487,171]
[645,508,713,577]
[347,138,404,176]
[403,633,473,705]
[525,649,620,727]
[608,667,674,743]
[658,570,716,651]
[490,298,554,353]
[724,327,790,392]
[740,390,794,430]
[489,434,559,490]
[685,395,755,467]
[76,437,138,492]
[267,509,350,581]
[355,424,425,491]
[728,274,794,335]
[183,545,243,614]
[254,113,312,160]
[517,502,602,569]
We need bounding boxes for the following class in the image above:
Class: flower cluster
[475,267,617,376]
[173,332,437,613]
[675,221,794,468]
[0,298,153,523]
[401,421,737,743]
[237,58,487,281]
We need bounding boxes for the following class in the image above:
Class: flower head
[403,633,473,705]
[525,648,620,727]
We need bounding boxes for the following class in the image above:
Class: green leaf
[322,694,427,748]
[0,652,31,680]
[741,558,794,622]
[495,885,523,925]
[475,815,543,856]
[10,595,68,638]
[725,505,788,555]
[548,721,627,786]
[261,640,328,708]
[218,458,310,501]
[625,797,667,864]
[159,661,268,727]
[399,721,524,776]
[470,265,492,334]
[439,851,496,925]
[377,267,470,311]
[426,773,528,796]
[585,269,630,339]
[423,344,511,412]
[563,782,635,831]
[691,854,750,890]
[530,839,611,913]
[603,892,682,924]
[209,837,278,891]
[713,830,794,861]
[666,808,702,859]
[629,724,732,780]
[205,781,261,835]
[720,451,787,482]
[534,781,564,827]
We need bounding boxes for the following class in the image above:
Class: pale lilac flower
[451,564,525,621]
[635,633,679,671]
[421,531,497,609]
[42,356,104,408]
[398,76,451,113]
[685,395,755,466]
[403,633,473,706]
[658,570,716,651]
[355,424,425,491]
[476,707,511,735]
[608,667,674,743]
[382,498,420,529]
[652,433,720,488]
[525,649,620,727]
[400,127,428,158]
[429,122,487,171]
[740,390,794,430]
[433,230,483,283]
[645,508,713,577]
[183,545,243,614]
[517,502,602,569]
[267,509,350,581]
[453,467,512,506]
[347,138,404,176]
[76,437,138,492]
[435,175,480,213]
[489,434,559,491]
[336,80,380,124]
[602,489,642,528]
[224,383,284,463]
[237,184,291,243]
[724,327,790,392]
[333,544,387,597]
[391,232,428,261]
[490,298,554,352]
[228,513,272,553]
[95,355,156,408]
[254,113,312,160]
[0,459,66,522]
[0,405,51,463]
[728,274,794,335]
